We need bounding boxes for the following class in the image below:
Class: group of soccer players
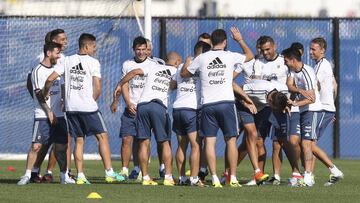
[17,26,344,188]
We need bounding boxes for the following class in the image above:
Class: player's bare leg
[225,137,238,183]
[188,131,200,179]
[121,136,133,170]
[176,135,188,182]
[74,137,84,174]
[257,137,266,172]
[161,140,173,184]
[95,133,112,170]
[270,140,282,184]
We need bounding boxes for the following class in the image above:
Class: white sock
[212,175,220,183]
[25,169,32,178]
[190,176,199,184]
[274,174,281,181]
[164,174,173,180]
[230,175,237,182]
[200,167,207,173]
[329,165,340,174]
[160,164,165,171]
[105,168,114,176]
[31,167,39,173]
[46,170,52,175]
[133,166,140,173]
[255,168,261,173]
[142,175,150,181]
[77,172,85,179]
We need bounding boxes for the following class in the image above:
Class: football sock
[25,169,32,178]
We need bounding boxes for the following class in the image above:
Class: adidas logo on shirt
[70,63,86,75]
[207,57,226,69]
[155,69,172,78]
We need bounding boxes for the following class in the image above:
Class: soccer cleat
[178,179,190,186]
[254,172,269,185]
[212,181,223,188]
[198,169,209,182]
[76,177,91,184]
[105,172,126,183]
[267,176,281,185]
[245,179,257,186]
[229,180,242,188]
[17,176,30,186]
[136,171,143,182]
[142,179,158,186]
[68,169,76,180]
[190,179,206,187]
[185,170,191,176]
[163,179,175,186]
[303,172,314,187]
[119,170,129,180]
[129,169,139,179]
[61,173,76,184]
[288,177,305,187]
[324,173,344,186]
[30,172,42,183]
[159,169,165,179]
[41,173,53,183]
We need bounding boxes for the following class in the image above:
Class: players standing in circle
[113,52,181,186]
[181,27,254,188]
[111,36,158,180]
[172,41,211,186]
[18,42,70,185]
[42,33,125,184]
[282,46,343,187]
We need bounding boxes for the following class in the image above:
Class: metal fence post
[159,18,167,61]
[332,17,340,158]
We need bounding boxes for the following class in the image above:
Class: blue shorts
[300,111,321,141]
[172,108,198,136]
[119,109,136,137]
[269,111,287,139]
[200,101,238,138]
[317,111,335,140]
[289,112,300,136]
[136,100,172,142]
[32,117,68,145]
[66,111,107,137]
[237,104,271,137]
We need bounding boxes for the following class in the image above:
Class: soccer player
[110,36,158,180]
[181,27,254,188]
[18,42,70,185]
[309,37,342,186]
[27,29,74,183]
[113,52,181,186]
[172,41,211,186]
[42,33,125,184]
[282,47,343,187]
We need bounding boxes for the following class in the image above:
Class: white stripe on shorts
[97,112,108,132]
[233,104,239,134]
[311,112,318,140]
[32,121,39,142]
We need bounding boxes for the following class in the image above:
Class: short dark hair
[211,29,227,46]
[50,29,65,41]
[281,47,302,62]
[311,37,327,51]
[78,33,96,49]
[43,42,61,57]
[132,36,147,49]
[290,42,304,55]
[194,41,211,56]
[257,35,274,46]
[271,91,288,112]
[44,31,52,43]
[198,32,211,40]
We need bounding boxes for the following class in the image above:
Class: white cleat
[17,176,30,186]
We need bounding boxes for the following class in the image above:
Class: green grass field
[0,159,359,203]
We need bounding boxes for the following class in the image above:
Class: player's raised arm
[180,56,194,78]
[230,27,254,62]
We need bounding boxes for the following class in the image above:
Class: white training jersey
[151,56,165,65]
[314,58,336,112]
[287,72,300,113]
[234,58,254,84]
[243,79,289,112]
[31,63,63,118]
[291,64,322,113]
[253,55,289,84]
[187,50,246,105]
[138,64,177,108]
[121,58,158,106]
[55,54,101,112]
[173,63,201,110]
